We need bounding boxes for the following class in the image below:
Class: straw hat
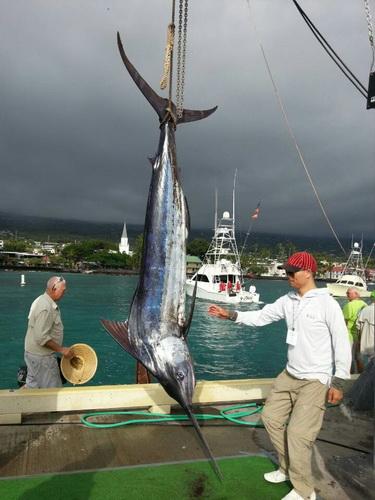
[60,343,98,385]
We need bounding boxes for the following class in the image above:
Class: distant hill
[0,211,372,257]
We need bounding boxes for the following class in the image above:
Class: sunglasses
[286,270,304,277]
[52,276,64,290]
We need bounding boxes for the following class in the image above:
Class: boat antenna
[232,169,238,241]
[245,0,347,255]
[290,0,369,103]
[365,242,375,268]
[214,188,218,233]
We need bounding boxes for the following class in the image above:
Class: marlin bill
[101,33,221,478]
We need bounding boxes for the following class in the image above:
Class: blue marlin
[102,33,220,478]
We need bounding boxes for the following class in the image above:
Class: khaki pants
[262,370,327,499]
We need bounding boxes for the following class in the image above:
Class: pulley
[367,72,375,109]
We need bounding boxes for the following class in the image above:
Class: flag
[251,202,261,219]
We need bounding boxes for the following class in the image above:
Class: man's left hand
[327,387,343,405]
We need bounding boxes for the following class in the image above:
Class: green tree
[3,239,29,252]
[187,238,209,259]
[61,240,115,262]
[129,234,144,270]
[275,243,286,260]
[93,251,130,269]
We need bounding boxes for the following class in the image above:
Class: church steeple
[119,221,132,255]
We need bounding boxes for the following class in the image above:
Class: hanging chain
[160,23,175,90]
[364,0,375,69]
[176,0,188,118]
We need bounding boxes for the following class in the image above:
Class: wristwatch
[228,311,238,321]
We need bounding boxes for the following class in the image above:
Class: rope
[80,403,264,429]
[160,24,175,90]
[291,0,367,99]
[245,0,346,255]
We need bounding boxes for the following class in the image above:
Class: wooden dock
[0,378,373,499]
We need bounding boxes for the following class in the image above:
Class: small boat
[327,241,371,297]
[186,195,260,304]
[20,274,26,287]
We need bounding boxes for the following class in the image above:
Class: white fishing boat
[186,187,260,304]
[327,241,371,297]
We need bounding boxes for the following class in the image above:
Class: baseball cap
[278,251,318,273]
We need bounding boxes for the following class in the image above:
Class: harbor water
[0,271,340,390]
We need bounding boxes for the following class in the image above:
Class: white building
[41,242,58,254]
[119,222,133,256]
[260,260,286,278]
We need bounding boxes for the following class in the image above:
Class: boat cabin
[337,275,366,289]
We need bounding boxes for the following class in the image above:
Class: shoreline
[0,265,337,281]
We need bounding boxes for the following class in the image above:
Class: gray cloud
[0,0,374,241]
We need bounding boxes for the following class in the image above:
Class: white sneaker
[281,488,316,500]
[264,468,289,483]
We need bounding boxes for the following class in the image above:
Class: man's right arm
[33,310,73,358]
[208,296,286,327]
[44,339,73,358]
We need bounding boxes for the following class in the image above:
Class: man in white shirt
[208,251,351,500]
[24,276,73,388]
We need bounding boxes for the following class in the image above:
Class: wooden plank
[0,413,21,424]
[0,379,273,422]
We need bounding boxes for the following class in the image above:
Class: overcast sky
[1,1,374,242]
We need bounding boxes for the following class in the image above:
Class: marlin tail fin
[117,32,217,124]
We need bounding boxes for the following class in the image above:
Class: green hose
[80,402,264,429]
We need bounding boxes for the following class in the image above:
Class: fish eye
[176,371,185,381]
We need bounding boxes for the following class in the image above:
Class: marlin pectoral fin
[101,319,137,359]
[183,279,197,339]
[177,106,218,124]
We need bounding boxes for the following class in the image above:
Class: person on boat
[24,276,73,388]
[219,281,226,292]
[356,290,375,367]
[208,251,351,500]
[236,281,241,292]
[342,287,367,373]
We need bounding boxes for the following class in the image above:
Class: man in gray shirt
[24,276,73,388]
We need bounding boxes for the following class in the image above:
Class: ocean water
[0,271,335,390]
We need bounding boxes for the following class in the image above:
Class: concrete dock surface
[0,399,373,499]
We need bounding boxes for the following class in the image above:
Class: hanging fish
[102,33,221,478]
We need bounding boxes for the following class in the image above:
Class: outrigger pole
[291,0,375,109]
